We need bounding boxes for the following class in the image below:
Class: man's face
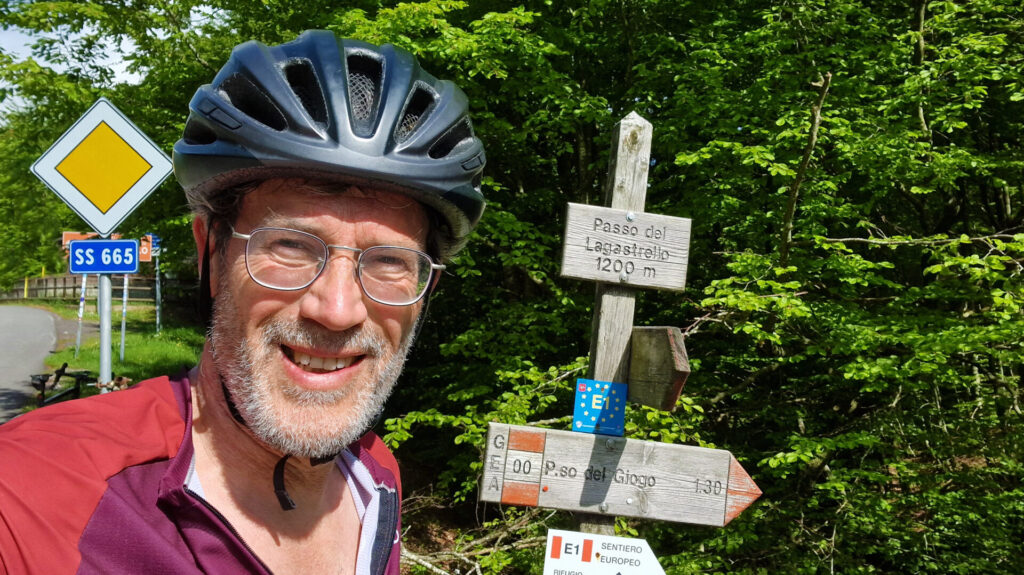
[204,180,429,458]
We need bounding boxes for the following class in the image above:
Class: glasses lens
[358,246,433,305]
[245,228,326,290]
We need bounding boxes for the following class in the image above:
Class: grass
[4,300,205,402]
[47,326,205,393]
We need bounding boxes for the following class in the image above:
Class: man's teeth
[292,351,354,372]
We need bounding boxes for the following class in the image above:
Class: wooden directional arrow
[480,423,761,527]
[628,326,690,411]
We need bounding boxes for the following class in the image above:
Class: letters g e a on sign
[561,203,691,291]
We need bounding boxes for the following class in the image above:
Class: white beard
[208,284,415,459]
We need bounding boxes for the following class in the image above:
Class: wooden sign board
[561,203,691,291]
[628,326,690,411]
[480,423,761,527]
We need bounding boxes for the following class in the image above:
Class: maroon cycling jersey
[0,373,402,574]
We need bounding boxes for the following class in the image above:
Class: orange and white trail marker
[480,423,761,527]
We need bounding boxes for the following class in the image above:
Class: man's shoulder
[352,432,402,498]
[0,374,193,573]
[0,374,189,469]
[0,372,192,568]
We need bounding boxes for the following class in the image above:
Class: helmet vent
[220,73,287,131]
[429,117,474,159]
[182,117,217,145]
[346,53,383,137]
[395,85,436,143]
[283,59,328,126]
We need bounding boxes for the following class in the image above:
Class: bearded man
[0,30,485,575]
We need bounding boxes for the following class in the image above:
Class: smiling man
[0,30,485,574]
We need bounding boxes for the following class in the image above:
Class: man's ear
[192,216,207,254]
[192,216,219,299]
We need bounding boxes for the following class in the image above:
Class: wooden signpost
[479,112,760,541]
[480,423,762,527]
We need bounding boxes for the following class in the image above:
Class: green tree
[1,1,1021,573]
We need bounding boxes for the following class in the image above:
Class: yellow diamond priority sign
[32,98,172,236]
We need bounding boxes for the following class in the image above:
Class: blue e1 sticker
[573,378,626,436]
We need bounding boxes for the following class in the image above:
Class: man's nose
[297,257,368,331]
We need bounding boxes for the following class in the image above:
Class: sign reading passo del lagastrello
[561,203,691,291]
[69,239,140,274]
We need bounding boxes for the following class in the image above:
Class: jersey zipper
[184,486,276,574]
[371,486,399,575]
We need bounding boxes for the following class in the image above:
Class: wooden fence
[0,274,158,302]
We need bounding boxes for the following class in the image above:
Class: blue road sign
[150,233,161,249]
[69,239,140,274]
[572,378,627,436]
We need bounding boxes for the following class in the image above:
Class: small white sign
[561,203,691,292]
[31,98,172,237]
[543,529,665,575]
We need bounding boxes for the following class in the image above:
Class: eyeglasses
[230,227,444,306]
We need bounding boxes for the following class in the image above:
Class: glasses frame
[230,226,445,306]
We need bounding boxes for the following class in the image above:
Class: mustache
[259,318,388,357]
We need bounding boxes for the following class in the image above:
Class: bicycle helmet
[173,30,486,257]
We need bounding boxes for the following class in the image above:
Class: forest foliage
[1,1,1022,573]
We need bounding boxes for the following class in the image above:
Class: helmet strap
[273,455,298,510]
[199,228,214,327]
[220,377,341,511]
[220,378,247,426]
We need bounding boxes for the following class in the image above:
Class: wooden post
[577,112,653,535]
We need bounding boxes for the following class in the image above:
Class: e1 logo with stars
[573,378,626,436]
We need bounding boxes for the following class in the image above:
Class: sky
[0,27,36,60]
[1,26,140,114]
[0,28,36,114]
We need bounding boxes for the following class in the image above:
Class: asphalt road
[0,306,96,423]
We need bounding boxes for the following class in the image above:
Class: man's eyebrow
[258,214,311,230]
[252,216,427,251]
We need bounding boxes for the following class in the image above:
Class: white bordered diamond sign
[31,97,172,237]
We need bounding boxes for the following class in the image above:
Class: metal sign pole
[119,274,129,362]
[75,273,88,358]
[154,251,162,334]
[31,97,171,387]
[98,273,112,389]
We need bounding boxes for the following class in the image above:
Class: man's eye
[365,251,417,274]
[271,238,315,252]
[258,233,321,261]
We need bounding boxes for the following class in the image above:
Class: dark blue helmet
[173,30,486,256]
